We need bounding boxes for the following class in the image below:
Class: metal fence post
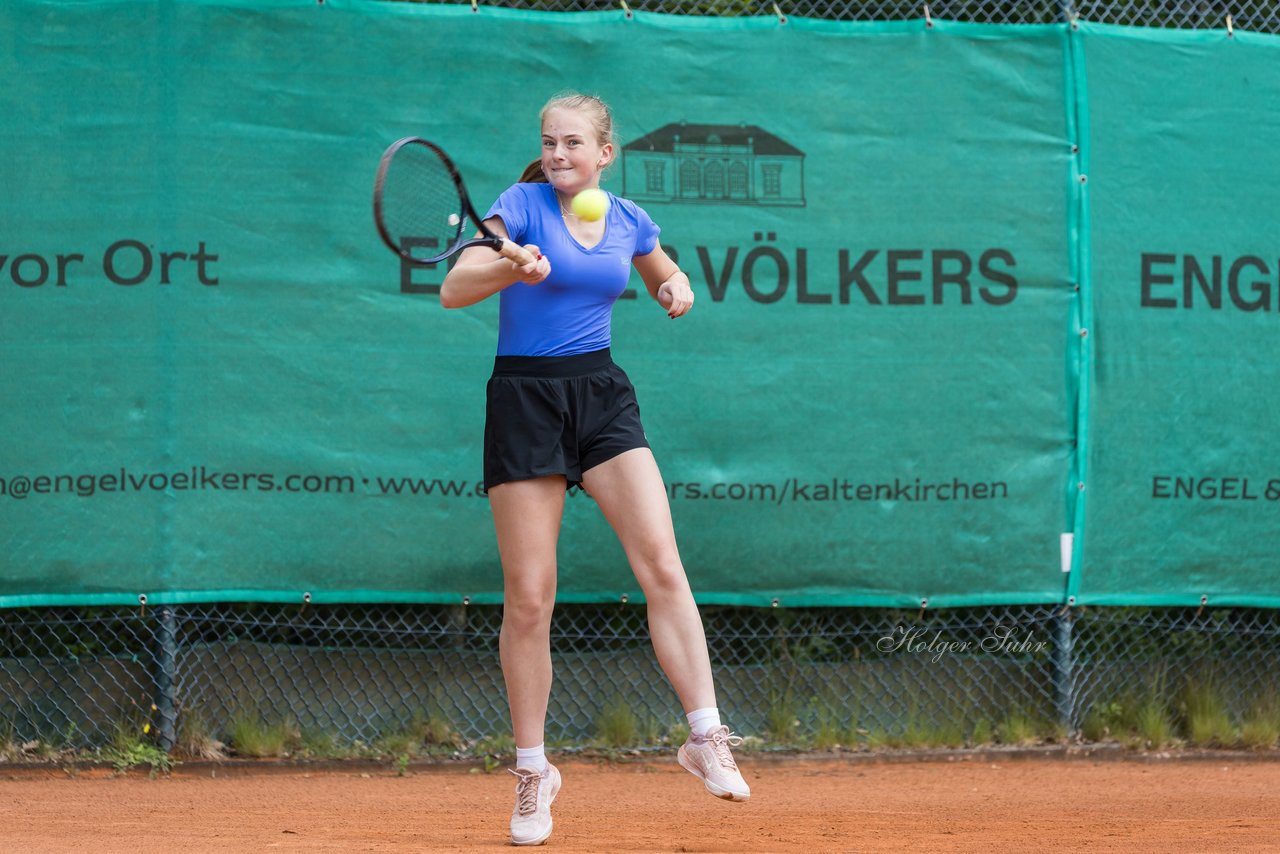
[154,606,179,753]
[450,602,468,649]
[1051,609,1076,734]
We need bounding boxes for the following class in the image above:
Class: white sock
[515,743,548,772]
[686,707,721,738]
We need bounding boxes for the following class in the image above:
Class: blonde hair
[541,93,616,149]
[519,93,616,183]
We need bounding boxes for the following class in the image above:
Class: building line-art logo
[621,122,806,208]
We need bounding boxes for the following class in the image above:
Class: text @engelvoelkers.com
[0,467,1013,504]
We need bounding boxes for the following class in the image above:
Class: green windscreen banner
[1072,25,1280,607]
[1,2,1270,609]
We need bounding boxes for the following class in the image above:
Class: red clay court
[3,753,1279,852]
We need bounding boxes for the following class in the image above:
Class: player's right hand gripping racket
[372,137,537,267]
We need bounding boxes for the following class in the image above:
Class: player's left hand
[657,279,694,319]
[513,244,551,285]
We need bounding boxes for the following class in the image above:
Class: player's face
[541,108,612,196]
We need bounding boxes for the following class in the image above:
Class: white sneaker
[509,763,561,846]
[677,725,750,802]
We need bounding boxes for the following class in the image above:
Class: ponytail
[519,158,547,183]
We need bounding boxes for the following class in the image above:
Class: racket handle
[497,239,538,267]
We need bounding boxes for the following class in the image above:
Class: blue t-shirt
[484,182,660,357]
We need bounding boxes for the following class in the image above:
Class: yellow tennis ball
[571,188,609,222]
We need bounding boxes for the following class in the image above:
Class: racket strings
[380,144,466,262]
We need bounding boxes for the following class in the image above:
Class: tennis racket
[372,137,538,267]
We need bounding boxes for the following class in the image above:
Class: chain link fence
[397,0,1280,33]
[4,602,1279,757]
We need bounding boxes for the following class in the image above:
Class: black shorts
[483,347,650,492]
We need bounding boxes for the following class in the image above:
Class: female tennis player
[440,93,749,847]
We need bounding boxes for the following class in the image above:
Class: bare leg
[489,476,566,748]
[581,448,716,712]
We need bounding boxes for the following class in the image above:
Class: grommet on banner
[138,593,147,617]
[620,593,630,604]
[1080,328,1089,338]
[924,4,933,28]
[771,597,780,608]
[462,595,471,606]
[1227,14,1234,37]
[1196,594,1208,618]
[773,3,787,23]
[300,591,312,615]
[919,597,928,620]
[620,0,633,18]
